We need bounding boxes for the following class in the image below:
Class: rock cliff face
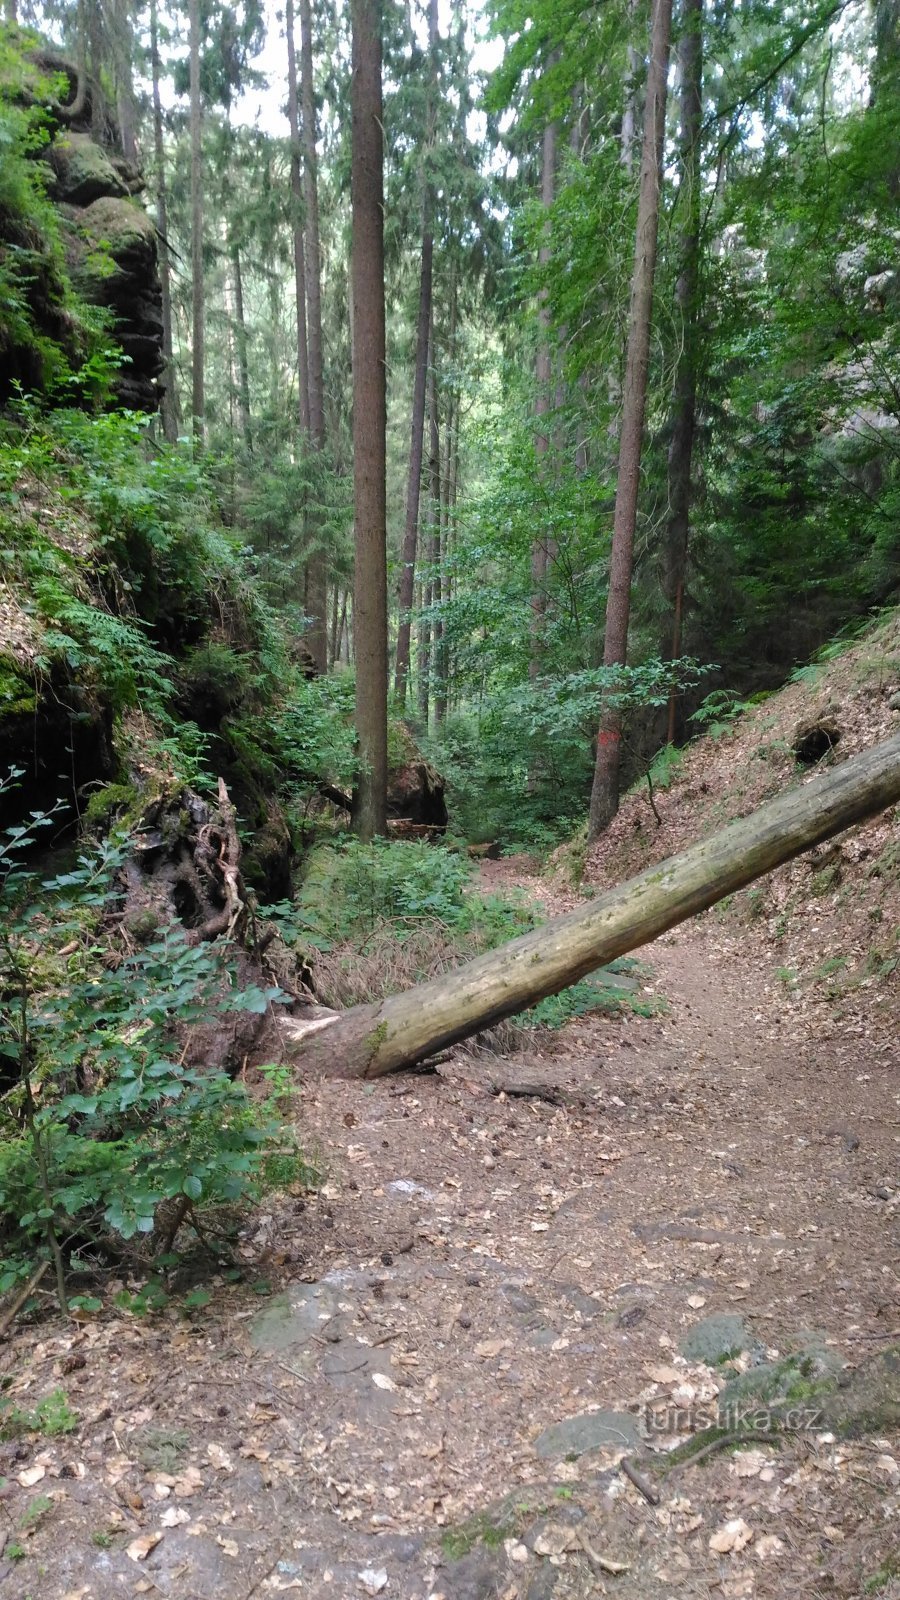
[3,36,164,413]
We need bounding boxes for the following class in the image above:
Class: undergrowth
[279,838,655,1034]
[0,775,312,1310]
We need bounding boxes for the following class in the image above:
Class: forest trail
[3,859,899,1600]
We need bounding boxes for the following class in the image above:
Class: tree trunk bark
[299,0,328,673]
[427,361,442,724]
[188,0,204,448]
[416,335,437,727]
[285,0,311,436]
[150,0,178,445]
[588,0,673,841]
[231,239,253,453]
[351,0,388,841]
[112,0,137,161]
[434,353,455,727]
[394,232,433,709]
[284,733,900,1076]
[664,0,703,747]
[393,0,439,709]
[86,0,104,141]
[621,0,644,172]
[530,112,558,681]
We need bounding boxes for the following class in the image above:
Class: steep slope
[583,611,900,1046]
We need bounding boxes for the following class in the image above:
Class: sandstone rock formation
[2,32,164,413]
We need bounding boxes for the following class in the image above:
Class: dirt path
[2,865,898,1600]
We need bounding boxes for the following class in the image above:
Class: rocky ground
[1,850,898,1600]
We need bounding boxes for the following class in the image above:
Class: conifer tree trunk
[664,0,703,745]
[285,0,311,435]
[231,239,253,452]
[427,364,442,723]
[299,0,328,672]
[351,0,388,840]
[589,0,673,841]
[394,234,433,708]
[621,0,643,172]
[112,0,137,161]
[530,112,557,681]
[188,0,205,447]
[86,0,104,140]
[434,265,458,727]
[394,0,439,708]
[417,340,436,726]
[150,0,178,444]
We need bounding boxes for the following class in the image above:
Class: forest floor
[2,853,899,1600]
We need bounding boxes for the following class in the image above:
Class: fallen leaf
[371,1373,397,1391]
[686,1294,707,1310]
[475,1338,509,1359]
[217,1536,240,1557]
[709,1518,753,1555]
[505,1540,529,1564]
[160,1506,191,1528]
[127,1532,163,1562]
[644,1364,683,1384]
[207,1443,234,1473]
[731,1449,769,1478]
[755,1534,784,1560]
[173,1466,204,1497]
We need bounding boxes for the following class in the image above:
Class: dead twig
[573,1530,630,1575]
[665,1428,783,1473]
[620,1456,660,1505]
[0,1260,49,1339]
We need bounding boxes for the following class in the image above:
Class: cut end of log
[280,1009,342,1048]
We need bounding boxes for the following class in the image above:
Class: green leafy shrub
[427,659,709,852]
[0,772,302,1305]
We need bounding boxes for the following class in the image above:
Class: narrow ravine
[7,861,898,1600]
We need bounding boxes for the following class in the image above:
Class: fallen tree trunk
[282,733,900,1078]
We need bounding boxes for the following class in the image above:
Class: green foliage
[0,774,302,1297]
[428,660,709,851]
[0,30,117,401]
[690,689,752,739]
[294,837,477,944]
[0,1388,77,1440]
[292,837,654,1030]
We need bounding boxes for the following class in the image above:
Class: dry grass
[310,919,523,1055]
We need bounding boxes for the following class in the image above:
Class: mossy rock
[75,196,156,283]
[0,660,38,718]
[718,1347,845,1421]
[47,131,128,206]
[83,782,139,831]
[819,1346,900,1438]
[680,1312,755,1366]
